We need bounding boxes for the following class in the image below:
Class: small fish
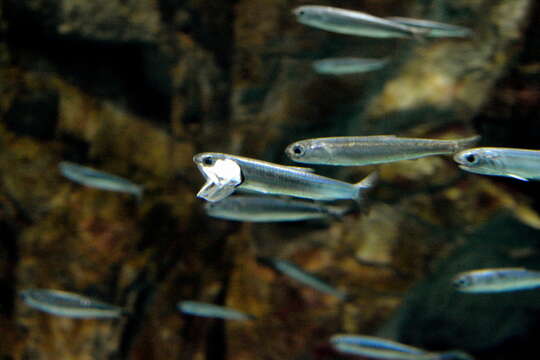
[258,257,348,300]
[193,153,377,202]
[286,135,480,166]
[452,267,540,293]
[312,57,389,75]
[177,301,254,321]
[59,161,143,200]
[205,195,349,222]
[453,147,540,181]
[292,6,427,39]
[330,334,427,355]
[20,289,125,319]
[386,17,472,38]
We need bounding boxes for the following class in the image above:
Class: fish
[453,147,540,181]
[386,17,472,38]
[452,267,540,293]
[257,257,348,300]
[292,6,427,39]
[330,334,427,355]
[312,57,389,75]
[286,135,480,166]
[59,161,143,200]
[205,195,350,222]
[20,289,125,319]
[193,152,378,202]
[177,301,255,321]
[194,157,243,201]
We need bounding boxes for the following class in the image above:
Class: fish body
[387,17,472,38]
[205,195,349,222]
[258,257,347,300]
[292,6,426,39]
[59,161,143,200]
[313,57,389,75]
[452,267,540,293]
[177,301,254,321]
[330,334,426,355]
[453,147,540,181]
[193,153,377,202]
[286,135,480,166]
[20,289,124,319]
[333,343,439,360]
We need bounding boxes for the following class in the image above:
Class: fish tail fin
[353,171,378,203]
[454,135,481,152]
[410,27,430,41]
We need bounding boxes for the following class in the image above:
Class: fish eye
[464,154,476,164]
[292,145,305,157]
[202,156,215,166]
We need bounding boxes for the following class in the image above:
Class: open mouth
[194,158,243,202]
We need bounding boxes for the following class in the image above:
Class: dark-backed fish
[286,135,480,166]
[59,161,143,200]
[177,301,254,321]
[292,6,427,39]
[313,57,389,75]
[20,289,125,318]
[452,267,540,293]
[454,147,540,181]
[193,153,377,202]
[387,17,472,38]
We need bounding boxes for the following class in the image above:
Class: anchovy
[386,17,472,38]
[20,289,125,318]
[205,195,349,222]
[177,301,254,321]
[59,161,143,200]
[292,6,427,39]
[452,267,540,293]
[330,334,427,355]
[193,153,377,202]
[258,257,347,300]
[453,147,540,181]
[313,57,389,75]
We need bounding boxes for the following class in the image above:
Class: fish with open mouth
[194,155,243,202]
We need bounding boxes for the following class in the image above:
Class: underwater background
[1,0,540,359]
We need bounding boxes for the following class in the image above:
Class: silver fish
[286,135,480,166]
[387,17,472,38]
[193,152,378,202]
[330,334,427,355]
[177,301,254,321]
[59,161,143,200]
[453,147,540,181]
[313,57,389,75]
[258,257,347,300]
[205,195,349,222]
[292,6,427,39]
[20,289,125,319]
[452,267,540,293]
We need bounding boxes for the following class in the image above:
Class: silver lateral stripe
[312,57,389,75]
[286,135,480,166]
[177,301,254,321]
[59,161,143,200]
[20,289,124,319]
[452,267,540,293]
[454,147,540,181]
[387,17,472,38]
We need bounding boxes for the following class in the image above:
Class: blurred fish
[330,334,426,355]
[453,147,540,181]
[286,135,480,166]
[292,6,427,39]
[177,301,255,321]
[59,161,143,200]
[452,267,540,293]
[193,153,378,202]
[20,289,125,319]
[387,17,472,38]
[313,57,389,75]
[258,257,348,300]
[205,195,349,222]
[194,156,242,202]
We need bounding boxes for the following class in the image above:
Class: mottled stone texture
[0,0,538,359]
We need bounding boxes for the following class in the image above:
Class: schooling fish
[205,195,349,222]
[286,135,480,166]
[452,267,540,293]
[193,152,378,202]
[59,161,143,200]
[177,301,254,321]
[258,257,348,300]
[20,289,125,319]
[292,6,427,39]
[453,147,540,181]
[330,334,427,355]
[387,17,472,38]
[312,57,389,75]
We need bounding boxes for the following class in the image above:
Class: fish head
[453,148,503,177]
[285,139,332,164]
[193,153,243,202]
[292,6,327,25]
[451,273,474,291]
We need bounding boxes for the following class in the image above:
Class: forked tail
[353,171,378,203]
